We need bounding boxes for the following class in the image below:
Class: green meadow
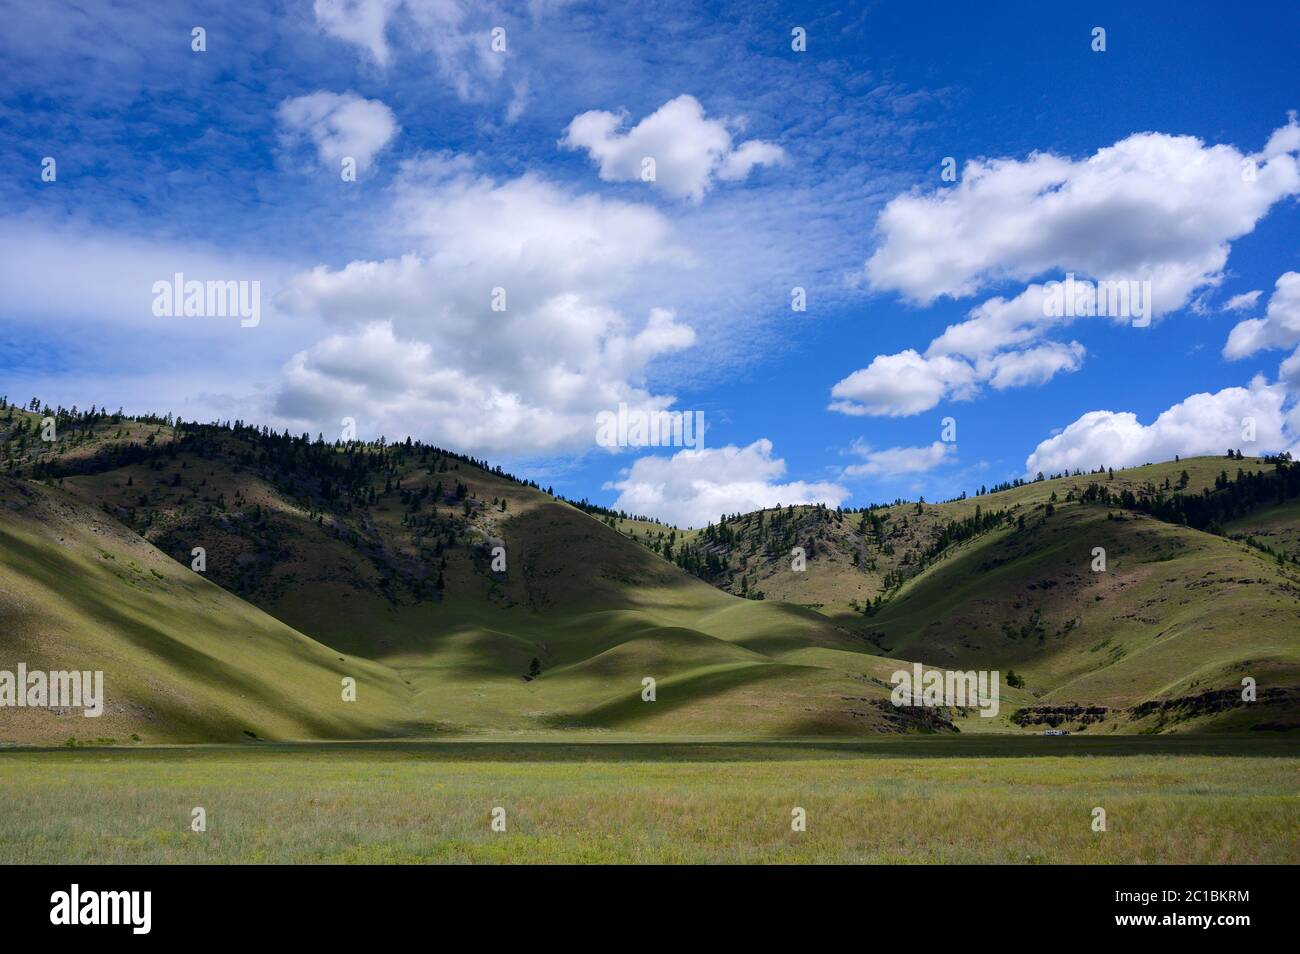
[2,737,1296,864]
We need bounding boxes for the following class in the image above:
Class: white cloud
[925,287,1060,358]
[1024,377,1292,475]
[277,91,399,173]
[828,341,1084,417]
[829,350,974,417]
[843,440,953,477]
[313,0,400,68]
[833,119,1300,418]
[1223,289,1263,312]
[273,157,699,454]
[313,0,508,100]
[1279,349,1300,390]
[984,341,1086,390]
[606,439,847,528]
[717,140,787,182]
[927,281,1141,361]
[0,216,296,334]
[504,79,529,123]
[0,215,311,428]
[560,94,785,202]
[865,119,1300,308]
[1223,271,1300,360]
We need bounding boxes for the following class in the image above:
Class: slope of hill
[857,502,1300,728]
[1226,500,1300,562]
[3,400,1295,739]
[0,475,415,744]
[0,403,926,742]
[611,455,1300,732]
[620,456,1287,617]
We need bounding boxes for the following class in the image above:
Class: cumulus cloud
[843,440,953,477]
[277,91,399,172]
[1024,377,1292,475]
[833,119,1300,418]
[830,350,974,417]
[865,119,1300,308]
[1280,350,1300,391]
[276,318,680,454]
[984,341,1086,390]
[560,94,785,202]
[927,282,1135,360]
[273,157,698,454]
[717,139,787,182]
[829,341,1084,417]
[1223,271,1300,360]
[925,288,1057,359]
[606,439,847,528]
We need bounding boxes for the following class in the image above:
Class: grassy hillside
[0,476,415,744]
[610,454,1300,732]
[3,400,1295,739]
[1225,499,1300,560]
[858,503,1300,724]
[0,403,924,742]
[631,456,1283,615]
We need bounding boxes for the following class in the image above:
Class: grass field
[2,737,1296,864]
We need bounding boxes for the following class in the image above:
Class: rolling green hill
[615,455,1300,733]
[625,456,1287,614]
[857,502,1300,729]
[0,475,415,745]
[2,400,1296,740]
[0,403,925,743]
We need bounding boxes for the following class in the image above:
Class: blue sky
[2,0,1299,525]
